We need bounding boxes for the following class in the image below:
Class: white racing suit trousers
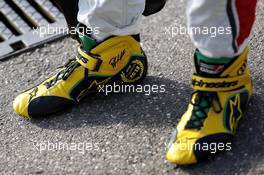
[77,0,257,58]
[77,0,145,41]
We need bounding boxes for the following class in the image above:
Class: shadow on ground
[30,76,264,175]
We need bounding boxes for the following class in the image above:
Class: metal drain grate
[0,0,67,61]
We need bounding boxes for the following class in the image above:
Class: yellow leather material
[90,36,142,75]
[77,47,100,71]
[192,73,251,92]
[166,132,198,164]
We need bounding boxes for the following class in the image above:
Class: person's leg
[78,0,145,41]
[52,0,166,40]
[13,0,147,118]
[187,0,256,58]
[166,0,257,164]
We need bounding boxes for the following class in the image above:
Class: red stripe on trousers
[235,0,257,46]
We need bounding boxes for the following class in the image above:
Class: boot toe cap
[13,93,30,118]
[166,139,197,165]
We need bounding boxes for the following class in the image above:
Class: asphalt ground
[0,1,264,175]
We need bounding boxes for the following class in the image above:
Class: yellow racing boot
[13,25,147,118]
[166,48,253,165]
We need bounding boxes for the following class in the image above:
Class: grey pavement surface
[0,1,264,175]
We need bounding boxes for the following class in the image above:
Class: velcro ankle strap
[192,74,251,92]
[76,46,102,71]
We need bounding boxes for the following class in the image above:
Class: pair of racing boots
[13,25,252,165]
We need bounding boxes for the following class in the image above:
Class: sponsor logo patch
[192,79,238,88]
[76,77,111,101]
[224,91,249,133]
[28,87,38,102]
[121,59,144,83]
[199,61,225,75]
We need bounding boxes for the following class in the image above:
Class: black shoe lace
[185,91,223,130]
[44,59,80,88]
